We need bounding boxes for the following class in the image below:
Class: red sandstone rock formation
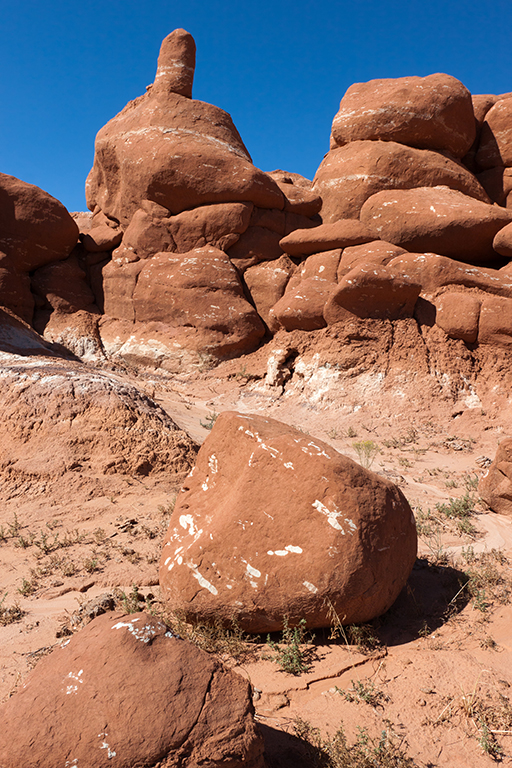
[159,412,417,633]
[479,438,512,517]
[0,611,264,768]
[0,173,78,322]
[330,74,476,157]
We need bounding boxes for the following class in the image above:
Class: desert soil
[1,356,512,768]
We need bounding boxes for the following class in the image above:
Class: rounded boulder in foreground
[0,612,264,768]
[159,412,417,632]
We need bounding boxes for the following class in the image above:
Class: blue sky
[1,0,511,212]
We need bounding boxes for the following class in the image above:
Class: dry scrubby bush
[0,593,25,625]
[292,718,417,768]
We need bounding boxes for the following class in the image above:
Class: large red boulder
[434,291,481,344]
[269,250,341,331]
[159,412,417,632]
[244,255,295,327]
[338,241,406,276]
[86,30,283,227]
[100,246,265,363]
[477,166,512,206]
[0,173,78,322]
[478,295,512,346]
[360,186,512,264]
[0,611,264,768]
[324,263,421,324]
[479,439,512,517]
[0,173,78,272]
[330,74,475,158]
[493,221,512,257]
[313,140,489,223]
[132,246,265,350]
[270,278,335,331]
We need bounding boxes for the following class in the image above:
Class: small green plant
[266,617,313,675]
[8,512,21,538]
[336,678,387,707]
[115,584,145,613]
[478,720,503,759]
[352,440,380,469]
[341,622,381,654]
[200,410,219,430]
[18,577,37,597]
[0,593,25,626]
[346,426,357,438]
[436,491,475,520]
[34,531,61,555]
[83,556,100,573]
[464,472,480,491]
[13,533,34,549]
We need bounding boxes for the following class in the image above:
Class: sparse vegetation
[0,593,25,626]
[83,555,100,573]
[383,428,418,449]
[293,717,417,767]
[266,617,314,675]
[336,678,388,707]
[17,577,37,597]
[158,493,178,516]
[352,440,380,470]
[200,410,219,430]
[428,677,512,760]
[161,610,252,661]
[459,548,511,612]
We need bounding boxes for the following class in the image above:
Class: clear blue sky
[1,0,511,212]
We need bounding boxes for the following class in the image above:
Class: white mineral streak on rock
[179,514,199,535]
[208,454,218,473]
[98,733,116,759]
[64,669,84,695]
[244,561,261,578]
[111,618,158,643]
[267,545,302,556]
[187,563,218,594]
[313,499,357,534]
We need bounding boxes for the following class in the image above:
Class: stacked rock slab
[159,412,417,633]
[0,611,265,768]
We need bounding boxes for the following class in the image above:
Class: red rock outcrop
[0,355,197,481]
[280,219,375,256]
[360,186,512,264]
[313,140,489,223]
[0,611,265,768]
[330,74,475,158]
[159,412,417,633]
[86,31,283,226]
[324,263,421,324]
[0,173,78,322]
[100,245,265,362]
[476,97,512,170]
[479,438,512,517]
